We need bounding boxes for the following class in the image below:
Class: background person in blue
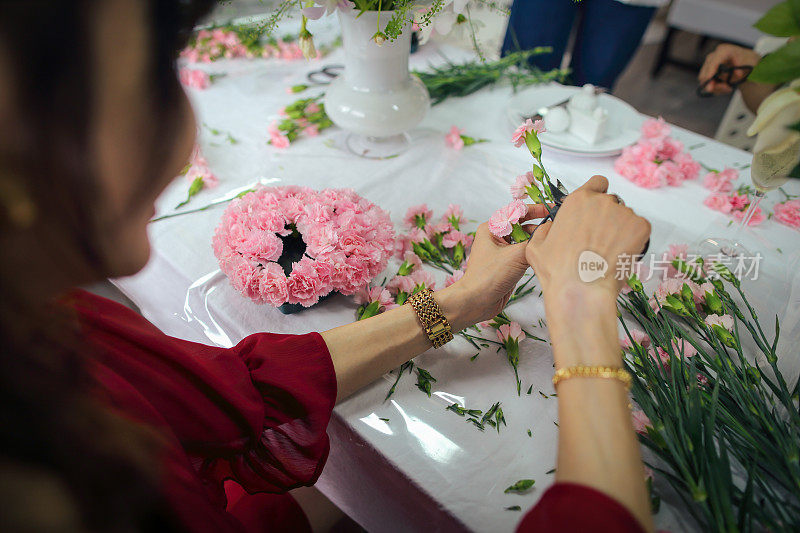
[502,0,665,90]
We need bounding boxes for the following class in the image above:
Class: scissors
[306,64,344,86]
[697,63,753,97]
[532,180,650,254]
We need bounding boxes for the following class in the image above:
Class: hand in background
[698,43,761,95]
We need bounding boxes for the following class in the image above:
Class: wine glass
[696,145,795,258]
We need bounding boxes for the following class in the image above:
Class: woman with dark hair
[0,1,653,531]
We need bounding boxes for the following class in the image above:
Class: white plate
[506,84,643,157]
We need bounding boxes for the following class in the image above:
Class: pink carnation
[703,194,734,214]
[442,204,464,226]
[631,409,652,435]
[214,185,394,307]
[497,322,524,344]
[410,269,436,291]
[654,160,683,187]
[404,204,433,229]
[387,275,415,295]
[270,132,290,149]
[354,286,393,309]
[510,171,535,200]
[705,314,734,331]
[673,152,700,181]
[703,168,738,192]
[641,117,670,140]
[666,243,688,261]
[488,200,527,238]
[732,205,765,226]
[729,193,749,211]
[287,258,324,307]
[650,277,685,311]
[620,329,651,350]
[656,137,684,162]
[179,68,211,89]
[445,269,464,287]
[511,118,545,147]
[305,102,321,114]
[445,125,465,150]
[671,338,697,358]
[441,230,473,249]
[773,199,800,229]
[402,251,422,271]
[258,262,290,306]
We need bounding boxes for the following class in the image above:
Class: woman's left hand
[444,203,549,326]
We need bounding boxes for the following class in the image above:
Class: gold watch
[406,289,454,349]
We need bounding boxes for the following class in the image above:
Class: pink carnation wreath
[213,186,394,311]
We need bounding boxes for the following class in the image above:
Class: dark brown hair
[0,1,214,530]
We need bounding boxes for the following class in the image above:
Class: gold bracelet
[406,289,454,349]
[552,365,632,390]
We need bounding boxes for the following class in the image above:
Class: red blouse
[68,290,336,532]
[68,290,644,533]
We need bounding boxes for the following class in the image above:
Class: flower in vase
[301,0,348,20]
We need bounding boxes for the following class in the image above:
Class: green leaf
[504,479,535,494]
[505,505,521,511]
[446,403,466,416]
[754,1,800,36]
[527,429,532,437]
[749,40,800,84]
[526,385,533,395]
[175,176,205,209]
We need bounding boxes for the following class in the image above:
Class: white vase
[324,9,430,158]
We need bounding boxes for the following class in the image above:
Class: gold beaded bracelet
[552,365,632,390]
[406,289,454,349]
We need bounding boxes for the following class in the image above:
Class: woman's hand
[525,176,650,328]
[698,43,760,95]
[443,203,550,328]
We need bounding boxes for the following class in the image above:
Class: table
[113,27,800,533]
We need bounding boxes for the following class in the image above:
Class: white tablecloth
[113,34,800,533]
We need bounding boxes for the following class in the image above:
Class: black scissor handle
[697,64,754,97]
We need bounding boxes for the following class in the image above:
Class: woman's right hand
[525,175,651,306]
[698,43,760,95]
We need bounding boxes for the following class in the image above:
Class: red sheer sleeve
[67,290,337,495]
[517,483,646,533]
